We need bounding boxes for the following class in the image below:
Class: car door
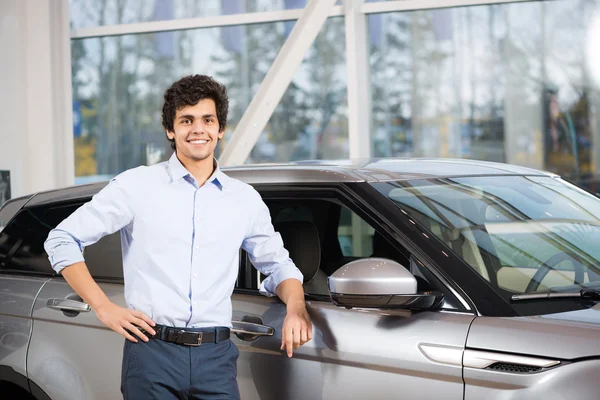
[0,197,52,396]
[26,200,125,400]
[232,186,475,400]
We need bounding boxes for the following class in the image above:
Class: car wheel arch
[0,366,52,400]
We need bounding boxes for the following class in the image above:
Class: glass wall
[71,16,347,181]
[369,0,600,185]
[70,0,600,186]
[69,0,309,29]
[254,17,347,163]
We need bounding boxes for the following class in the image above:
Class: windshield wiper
[512,288,600,302]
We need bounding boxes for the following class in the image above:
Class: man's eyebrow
[177,114,216,120]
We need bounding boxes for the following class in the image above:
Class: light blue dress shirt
[44,153,303,328]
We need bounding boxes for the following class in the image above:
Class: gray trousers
[120,335,240,400]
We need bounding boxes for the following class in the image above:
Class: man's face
[167,98,224,163]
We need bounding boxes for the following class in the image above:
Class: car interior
[404,194,599,294]
[262,199,434,297]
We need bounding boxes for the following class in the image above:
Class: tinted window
[374,176,600,297]
[84,233,123,280]
[0,198,28,265]
[268,199,412,295]
[245,194,461,310]
[0,197,27,232]
[0,203,81,274]
[1,199,125,279]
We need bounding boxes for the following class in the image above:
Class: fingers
[283,326,294,358]
[280,312,314,358]
[300,327,308,345]
[123,321,149,342]
[281,325,311,358]
[117,326,138,343]
[129,315,156,336]
[293,324,301,350]
[132,310,156,328]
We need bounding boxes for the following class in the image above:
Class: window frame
[0,202,79,278]
[0,197,126,283]
[234,182,470,312]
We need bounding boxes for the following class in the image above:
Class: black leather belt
[149,324,230,346]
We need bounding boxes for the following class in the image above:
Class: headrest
[274,221,321,283]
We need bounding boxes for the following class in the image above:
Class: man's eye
[182,119,191,124]
[205,118,214,124]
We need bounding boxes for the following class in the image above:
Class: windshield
[372,176,600,298]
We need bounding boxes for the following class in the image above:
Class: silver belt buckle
[182,330,203,346]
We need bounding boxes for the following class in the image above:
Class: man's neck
[176,152,215,186]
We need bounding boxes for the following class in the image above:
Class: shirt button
[192,302,197,306]
[193,273,198,278]
[194,246,199,250]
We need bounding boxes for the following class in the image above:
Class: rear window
[0,203,81,274]
[0,200,124,280]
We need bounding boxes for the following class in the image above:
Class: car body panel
[0,275,48,378]
[232,293,474,400]
[466,302,600,359]
[347,159,553,182]
[464,359,600,400]
[23,157,554,207]
[28,279,124,400]
[1,158,599,399]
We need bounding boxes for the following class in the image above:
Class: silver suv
[1,159,600,400]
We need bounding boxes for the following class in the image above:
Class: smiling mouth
[187,139,209,145]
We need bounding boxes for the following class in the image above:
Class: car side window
[0,203,81,274]
[0,200,124,280]
[267,199,413,297]
[84,233,124,280]
[337,207,374,258]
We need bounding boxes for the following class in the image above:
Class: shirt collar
[211,159,226,191]
[167,152,226,191]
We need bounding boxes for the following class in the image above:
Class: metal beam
[50,0,76,188]
[70,1,532,40]
[72,6,344,39]
[361,0,530,14]
[345,0,372,160]
[219,0,338,167]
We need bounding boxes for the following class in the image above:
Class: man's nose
[191,119,206,133]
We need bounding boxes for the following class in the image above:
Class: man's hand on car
[281,301,313,357]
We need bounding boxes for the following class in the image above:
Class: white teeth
[189,140,207,144]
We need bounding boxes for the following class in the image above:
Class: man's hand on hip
[281,301,313,358]
[95,301,156,343]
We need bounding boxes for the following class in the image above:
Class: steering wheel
[525,252,586,293]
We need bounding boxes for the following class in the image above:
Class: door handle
[47,298,91,313]
[231,320,274,336]
[231,319,275,341]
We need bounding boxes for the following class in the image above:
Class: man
[44,74,312,399]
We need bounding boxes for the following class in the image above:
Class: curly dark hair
[162,75,229,150]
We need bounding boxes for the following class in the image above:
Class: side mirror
[328,258,444,311]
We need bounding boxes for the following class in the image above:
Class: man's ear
[166,129,175,140]
[217,129,225,140]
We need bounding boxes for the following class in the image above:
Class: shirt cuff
[48,244,85,274]
[259,263,304,297]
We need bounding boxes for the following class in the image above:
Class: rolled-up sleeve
[44,178,134,274]
[241,188,303,296]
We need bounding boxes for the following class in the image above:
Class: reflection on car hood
[467,303,600,360]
